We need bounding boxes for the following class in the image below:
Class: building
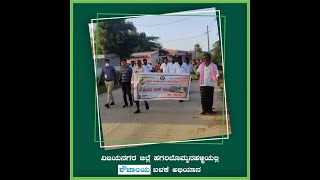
[128,51,159,66]
[163,48,193,62]
[95,54,121,68]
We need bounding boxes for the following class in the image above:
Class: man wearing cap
[98,59,116,108]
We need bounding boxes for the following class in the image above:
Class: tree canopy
[211,40,222,68]
[96,20,162,59]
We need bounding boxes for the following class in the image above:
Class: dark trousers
[200,86,214,113]
[135,101,148,110]
[121,82,132,105]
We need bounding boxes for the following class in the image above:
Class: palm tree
[211,40,222,68]
[194,43,202,60]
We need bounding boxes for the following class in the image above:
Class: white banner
[133,73,191,101]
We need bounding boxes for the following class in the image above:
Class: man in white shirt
[195,53,220,115]
[173,56,188,102]
[131,60,150,114]
[164,55,176,73]
[173,55,188,74]
[160,57,168,73]
[185,57,194,77]
[142,59,153,73]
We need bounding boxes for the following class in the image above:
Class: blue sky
[125,7,220,51]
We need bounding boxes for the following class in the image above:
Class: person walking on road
[119,58,133,108]
[142,59,153,73]
[160,57,168,73]
[131,60,150,114]
[172,56,188,102]
[195,53,220,115]
[164,55,176,73]
[98,59,116,108]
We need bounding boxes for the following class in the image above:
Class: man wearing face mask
[98,59,116,108]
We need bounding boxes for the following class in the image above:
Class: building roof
[106,53,120,58]
[131,51,158,57]
[163,48,192,56]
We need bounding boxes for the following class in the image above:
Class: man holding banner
[142,59,153,73]
[164,55,176,73]
[132,72,191,101]
[172,56,189,102]
[172,56,188,74]
[131,60,150,114]
[160,57,168,73]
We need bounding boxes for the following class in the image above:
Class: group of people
[159,56,206,81]
[98,53,220,115]
[98,58,150,114]
[158,55,194,102]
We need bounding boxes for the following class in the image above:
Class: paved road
[98,80,231,149]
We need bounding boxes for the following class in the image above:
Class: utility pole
[207,25,210,53]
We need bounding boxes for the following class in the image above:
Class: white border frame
[89,9,230,148]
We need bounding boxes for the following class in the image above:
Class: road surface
[98,80,231,150]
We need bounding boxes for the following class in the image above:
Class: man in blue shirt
[98,59,117,108]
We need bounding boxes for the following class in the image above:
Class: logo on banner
[118,165,151,175]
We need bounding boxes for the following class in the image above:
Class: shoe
[110,102,115,105]
[179,100,183,102]
[123,104,128,108]
[130,101,133,106]
[104,104,110,108]
[145,103,149,110]
[133,109,141,114]
[200,111,207,115]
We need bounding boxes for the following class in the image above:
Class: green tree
[198,52,205,61]
[211,40,222,69]
[134,32,161,52]
[96,23,107,55]
[158,49,169,56]
[98,20,139,59]
[96,20,161,59]
[194,43,202,60]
